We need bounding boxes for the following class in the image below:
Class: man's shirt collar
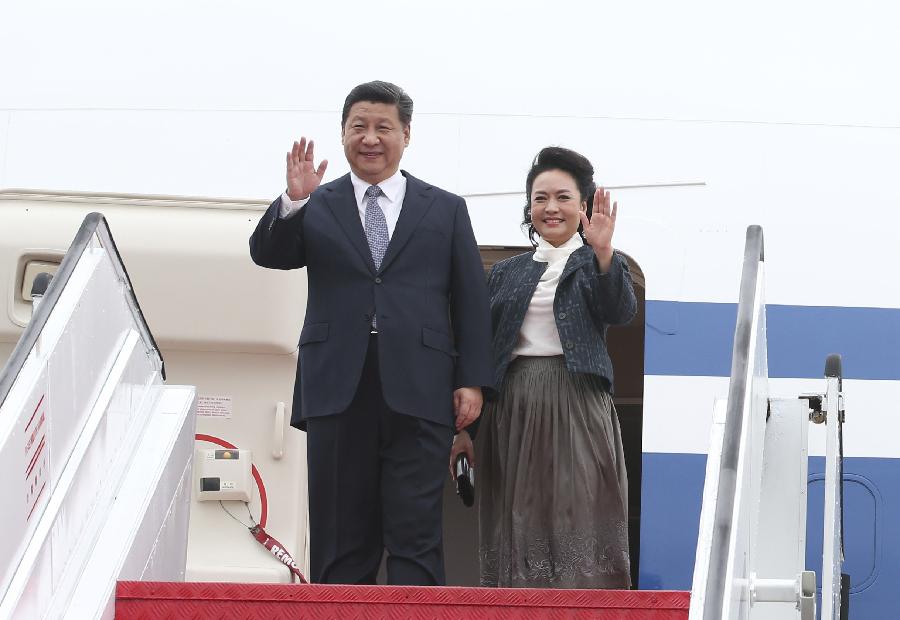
[349,170,406,206]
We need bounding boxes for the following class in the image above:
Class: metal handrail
[702,225,765,619]
[823,353,847,620]
[0,212,165,411]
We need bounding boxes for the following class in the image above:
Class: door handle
[272,401,285,459]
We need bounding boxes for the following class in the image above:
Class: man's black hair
[342,81,413,127]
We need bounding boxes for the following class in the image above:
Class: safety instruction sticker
[25,392,50,522]
[197,395,233,419]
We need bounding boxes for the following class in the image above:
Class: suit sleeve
[248,195,308,270]
[587,250,637,326]
[449,197,494,390]
[461,260,504,441]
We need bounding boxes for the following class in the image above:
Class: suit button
[374,277,382,284]
[565,341,574,350]
[558,312,567,320]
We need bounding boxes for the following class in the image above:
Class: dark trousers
[306,335,453,585]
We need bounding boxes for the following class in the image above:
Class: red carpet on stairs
[116,582,690,619]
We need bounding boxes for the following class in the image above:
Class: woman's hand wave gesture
[580,187,617,272]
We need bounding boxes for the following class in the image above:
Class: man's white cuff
[279,192,309,219]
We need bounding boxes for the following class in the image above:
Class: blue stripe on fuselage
[645,302,900,380]
[639,453,900,618]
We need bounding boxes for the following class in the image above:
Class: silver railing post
[820,354,845,619]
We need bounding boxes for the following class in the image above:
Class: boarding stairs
[0,217,842,619]
[689,226,848,620]
[0,213,195,619]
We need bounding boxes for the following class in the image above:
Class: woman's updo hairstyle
[521,146,597,247]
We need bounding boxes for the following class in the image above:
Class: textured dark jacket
[249,172,493,430]
[486,243,636,394]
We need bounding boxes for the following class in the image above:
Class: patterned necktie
[364,185,389,270]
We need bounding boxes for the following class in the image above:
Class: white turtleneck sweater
[511,232,584,358]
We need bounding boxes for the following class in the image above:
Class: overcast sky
[1,0,897,127]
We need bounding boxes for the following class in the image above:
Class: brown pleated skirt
[476,355,631,589]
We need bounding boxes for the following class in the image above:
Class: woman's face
[530,169,586,247]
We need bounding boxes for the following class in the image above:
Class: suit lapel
[323,174,376,274]
[519,255,547,303]
[378,171,435,274]
[560,244,594,281]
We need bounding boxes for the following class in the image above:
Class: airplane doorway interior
[440,247,646,588]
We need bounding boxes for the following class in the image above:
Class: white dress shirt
[278,170,407,238]
[511,232,584,358]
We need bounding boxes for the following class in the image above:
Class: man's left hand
[453,387,483,431]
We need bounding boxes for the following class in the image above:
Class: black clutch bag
[455,453,475,507]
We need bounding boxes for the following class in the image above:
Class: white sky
[1,0,898,306]
[1,0,898,127]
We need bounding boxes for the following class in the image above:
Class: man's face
[341,101,410,185]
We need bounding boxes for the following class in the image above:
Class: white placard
[196,396,233,419]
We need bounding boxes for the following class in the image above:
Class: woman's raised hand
[580,187,617,250]
[580,187,617,272]
[286,137,328,201]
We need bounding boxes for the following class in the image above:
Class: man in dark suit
[249,81,492,586]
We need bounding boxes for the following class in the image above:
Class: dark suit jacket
[249,171,493,430]
[486,244,636,393]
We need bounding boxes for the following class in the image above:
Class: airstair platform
[2,212,845,620]
[115,582,690,619]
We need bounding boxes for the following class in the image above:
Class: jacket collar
[561,243,596,281]
[321,170,435,275]
[379,171,434,273]
[322,174,375,273]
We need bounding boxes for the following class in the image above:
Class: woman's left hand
[580,187,617,272]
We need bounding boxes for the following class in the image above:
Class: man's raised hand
[286,137,328,201]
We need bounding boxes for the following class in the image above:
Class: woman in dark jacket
[451,146,636,589]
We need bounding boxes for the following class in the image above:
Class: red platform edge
[116,581,690,619]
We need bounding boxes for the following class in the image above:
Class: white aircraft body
[1,1,898,617]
